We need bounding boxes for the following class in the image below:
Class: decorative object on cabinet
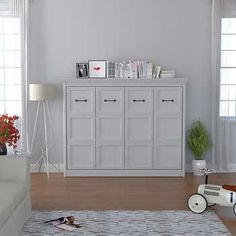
[0,114,20,155]
[88,60,107,78]
[160,70,176,78]
[187,119,212,176]
[75,59,178,79]
[63,78,187,176]
[29,83,58,178]
[76,63,88,78]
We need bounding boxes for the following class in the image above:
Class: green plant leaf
[187,119,212,160]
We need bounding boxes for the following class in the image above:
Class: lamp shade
[29,84,57,101]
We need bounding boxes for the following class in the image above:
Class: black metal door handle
[133,99,145,102]
[104,99,116,102]
[75,99,87,102]
[162,99,174,102]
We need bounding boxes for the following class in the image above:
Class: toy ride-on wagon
[187,169,236,215]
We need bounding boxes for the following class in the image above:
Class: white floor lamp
[29,83,57,178]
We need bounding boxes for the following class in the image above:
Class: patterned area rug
[21,210,231,236]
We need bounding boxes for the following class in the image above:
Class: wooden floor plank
[30,173,236,234]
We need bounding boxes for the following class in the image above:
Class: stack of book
[107,60,153,79]
[106,60,176,79]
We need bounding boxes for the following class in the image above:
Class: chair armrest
[0,156,30,184]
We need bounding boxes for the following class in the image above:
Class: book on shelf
[119,62,124,78]
[137,60,147,78]
[131,61,138,79]
[123,61,131,79]
[160,70,175,78]
[146,62,153,78]
[107,61,115,78]
[115,62,119,78]
[153,65,161,78]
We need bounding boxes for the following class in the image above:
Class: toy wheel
[187,193,207,214]
[233,203,236,216]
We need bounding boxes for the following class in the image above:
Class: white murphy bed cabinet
[63,78,187,176]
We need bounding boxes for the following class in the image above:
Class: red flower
[0,114,20,149]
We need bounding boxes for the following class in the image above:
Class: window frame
[219,18,236,118]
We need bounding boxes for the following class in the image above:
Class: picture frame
[88,60,107,78]
[76,63,89,78]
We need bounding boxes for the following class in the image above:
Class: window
[220,18,236,117]
[0,17,22,143]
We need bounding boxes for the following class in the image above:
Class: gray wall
[29,0,213,166]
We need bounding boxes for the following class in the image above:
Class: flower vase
[0,143,7,155]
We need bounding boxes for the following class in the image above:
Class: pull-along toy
[187,168,236,215]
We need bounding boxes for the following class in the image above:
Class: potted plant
[187,119,212,175]
[0,114,20,155]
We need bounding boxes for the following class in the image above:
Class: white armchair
[0,156,31,236]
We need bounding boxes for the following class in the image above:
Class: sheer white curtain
[212,0,236,171]
[0,0,19,16]
[0,0,29,151]
[20,0,29,152]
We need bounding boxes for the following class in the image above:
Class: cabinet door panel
[97,87,123,113]
[126,145,152,169]
[98,117,123,140]
[68,145,94,169]
[154,145,181,169]
[96,87,124,169]
[66,87,95,170]
[69,117,93,140]
[154,86,183,171]
[155,117,181,142]
[96,145,124,169]
[126,88,153,113]
[154,87,182,114]
[68,88,94,114]
[125,87,153,169]
[127,117,152,141]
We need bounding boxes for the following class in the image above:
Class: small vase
[0,143,7,155]
[192,159,206,176]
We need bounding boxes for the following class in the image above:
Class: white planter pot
[191,160,206,176]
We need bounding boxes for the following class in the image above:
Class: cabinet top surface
[63,78,187,87]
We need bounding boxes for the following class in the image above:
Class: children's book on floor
[44,216,81,231]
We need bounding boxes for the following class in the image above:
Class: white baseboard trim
[30,163,236,174]
[30,163,64,173]
[226,164,236,172]
[185,164,192,173]
[185,163,236,173]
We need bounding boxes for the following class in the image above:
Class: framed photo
[88,60,106,78]
[76,63,88,78]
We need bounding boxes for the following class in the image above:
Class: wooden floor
[31,173,236,234]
